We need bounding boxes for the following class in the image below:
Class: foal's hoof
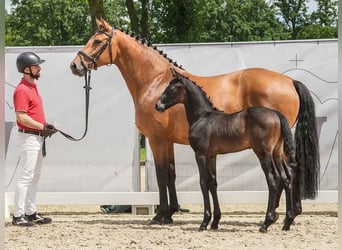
[149,218,162,225]
[282,225,291,231]
[210,224,219,230]
[198,225,207,232]
[162,217,173,224]
[274,212,280,223]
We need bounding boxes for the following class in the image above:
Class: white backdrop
[5,40,338,196]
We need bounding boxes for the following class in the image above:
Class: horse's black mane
[175,74,223,112]
[115,27,184,70]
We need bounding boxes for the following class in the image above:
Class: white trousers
[14,132,44,217]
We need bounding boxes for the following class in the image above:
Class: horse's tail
[293,80,320,200]
[276,111,296,165]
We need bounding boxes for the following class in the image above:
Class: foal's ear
[170,68,177,77]
[96,18,110,32]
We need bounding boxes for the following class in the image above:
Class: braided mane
[115,27,184,70]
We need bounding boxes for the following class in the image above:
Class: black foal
[156,69,296,232]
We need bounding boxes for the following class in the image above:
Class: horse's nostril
[70,63,80,74]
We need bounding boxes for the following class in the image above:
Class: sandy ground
[5,203,337,250]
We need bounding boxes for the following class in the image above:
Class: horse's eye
[93,40,102,46]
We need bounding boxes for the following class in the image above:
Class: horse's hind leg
[259,155,281,233]
[275,181,284,210]
[293,186,302,218]
[196,153,212,231]
[208,156,221,230]
[292,165,303,219]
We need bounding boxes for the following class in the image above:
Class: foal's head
[156,69,221,113]
[155,76,186,112]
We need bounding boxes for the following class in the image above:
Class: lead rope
[44,70,91,157]
[56,70,92,141]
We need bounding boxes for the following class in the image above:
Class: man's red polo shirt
[13,78,46,131]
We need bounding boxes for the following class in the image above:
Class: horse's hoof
[259,226,267,233]
[282,220,293,231]
[294,208,302,217]
[210,224,218,230]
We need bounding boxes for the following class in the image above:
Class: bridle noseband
[78,27,114,70]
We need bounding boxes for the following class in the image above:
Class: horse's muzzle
[70,62,86,77]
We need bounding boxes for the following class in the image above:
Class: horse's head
[70,18,116,77]
[156,69,186,112]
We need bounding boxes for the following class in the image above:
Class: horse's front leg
[164,143,179,224]
[208,156,221,230]
[195,153,211,231]
[148,138,170,225]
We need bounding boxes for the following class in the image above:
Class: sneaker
[26,212,52,224]
[12,215,35,227]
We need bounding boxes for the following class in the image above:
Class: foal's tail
[293,80,320,200]
[276,111,296,165]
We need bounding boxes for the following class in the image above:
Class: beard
[33,71,41,80]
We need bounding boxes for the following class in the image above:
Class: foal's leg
[195,154,212,231]
[271,159,284,219]
[276,163,301,224]
[281,159,295,231]
[278,159,301,222]
[259,155,281,233]
[208,156,221,230]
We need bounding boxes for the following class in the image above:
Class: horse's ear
[96,18,103,29]
[96,18,110,32]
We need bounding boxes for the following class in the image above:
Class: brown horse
[70,19,319,225]
[156,69,296,232]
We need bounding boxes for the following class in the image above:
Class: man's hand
[42,123,58,137]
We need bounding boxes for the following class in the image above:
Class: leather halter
[78,27,114,70]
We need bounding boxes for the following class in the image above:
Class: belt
[18,128,47,157]
[18,128,43,137]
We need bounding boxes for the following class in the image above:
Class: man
[12,52,57,227]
